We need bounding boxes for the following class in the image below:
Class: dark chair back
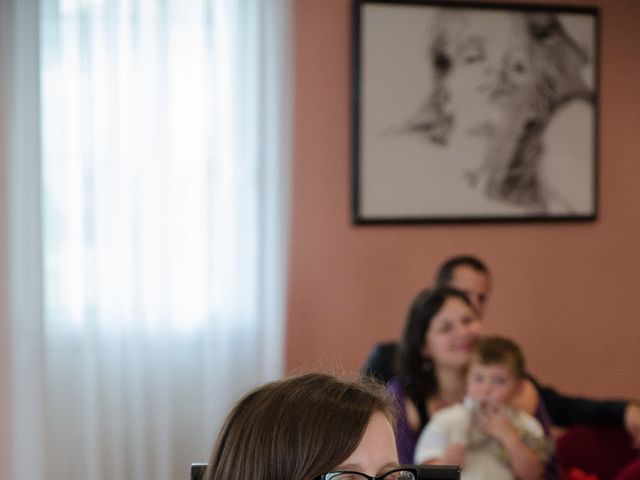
[190,463,207,480]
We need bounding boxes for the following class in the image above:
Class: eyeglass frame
[315,467,418,480]
[315,465,461,480]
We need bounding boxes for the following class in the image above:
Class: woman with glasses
[205,372,457,480]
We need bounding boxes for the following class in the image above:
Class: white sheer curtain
[2,0,292,480]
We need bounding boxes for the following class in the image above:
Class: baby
[414,336,552,480]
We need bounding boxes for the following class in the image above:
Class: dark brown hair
[435,255,490,288]
[397,287,477,408]
[471,336,526,379]
[206,373,394,480]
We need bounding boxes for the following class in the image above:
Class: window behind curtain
[35,0,292,479]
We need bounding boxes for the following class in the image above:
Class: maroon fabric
[615,458,640,480]
[556,425,639,480]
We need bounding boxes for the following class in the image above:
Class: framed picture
[352,0,599,224]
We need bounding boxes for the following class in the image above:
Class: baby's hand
[476,404,518,445]
[441,442,466,465]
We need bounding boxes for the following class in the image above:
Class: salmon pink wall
[287,0,640,400]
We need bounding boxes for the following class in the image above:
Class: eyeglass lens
[325,470,416,480]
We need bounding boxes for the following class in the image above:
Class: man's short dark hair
[435,255,490,286]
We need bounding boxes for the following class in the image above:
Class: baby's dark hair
[471,336,526,378]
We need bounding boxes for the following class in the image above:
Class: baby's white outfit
[414,397,550,480]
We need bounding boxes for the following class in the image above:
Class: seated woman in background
[206,372,435,480]
[389,287,487,463]
[388,286,559,479]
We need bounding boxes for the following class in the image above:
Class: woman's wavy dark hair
[396,286,476,407]
[206,373,394,480]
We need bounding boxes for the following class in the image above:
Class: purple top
[388,376,421,464]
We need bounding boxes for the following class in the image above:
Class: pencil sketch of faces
[407,9,593,213]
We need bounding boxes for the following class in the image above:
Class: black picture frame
[352,0,599,224]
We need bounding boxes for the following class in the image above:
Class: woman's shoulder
[387,375,408,395]
[513,377,540,416]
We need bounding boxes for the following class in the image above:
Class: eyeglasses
[316,468,418,480]
[315,465,461,480]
